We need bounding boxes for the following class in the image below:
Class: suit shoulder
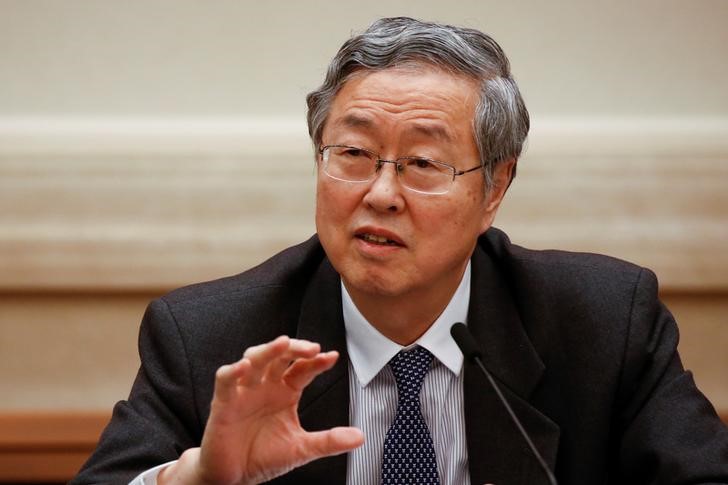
[484,227,653,284]
[140,236,327,364]
[160,235,326,307]
[481,227,659,306]
[480,228,662,372]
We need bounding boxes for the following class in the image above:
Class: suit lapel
[465,244,560,484]
[288,257,350,483]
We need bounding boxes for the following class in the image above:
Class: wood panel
[0,293,148,410]
[1,410,727,483]
[0,411,109,483]
[664,293,728,411]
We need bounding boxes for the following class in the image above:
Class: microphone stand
[451,322,558,485]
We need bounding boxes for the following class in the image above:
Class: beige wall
[2,0,727,118]
[0,1,726,416]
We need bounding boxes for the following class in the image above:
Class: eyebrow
[338,113,374,129]
[336,114,454,143]
[408,122,454,143]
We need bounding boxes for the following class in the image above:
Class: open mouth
[357,233,403,247]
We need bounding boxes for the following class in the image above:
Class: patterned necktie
[381,346,440,484]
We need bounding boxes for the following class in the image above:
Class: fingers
[244,335,315,364]
[240,336,320,387]
[300,427,364,462]
[215,336,333,397]
[214,359,252,403]
[283,351,339,390]
[262,338,322,383]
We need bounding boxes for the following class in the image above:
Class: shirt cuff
[128,460,177,485]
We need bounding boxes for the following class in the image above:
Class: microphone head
[450,322,483,362]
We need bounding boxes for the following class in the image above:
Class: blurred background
[1,0,726,481]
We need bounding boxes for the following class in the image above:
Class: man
[73,17,728,484]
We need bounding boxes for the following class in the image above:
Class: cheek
[315,179,359,231]
[315,183,343,260]
[315,184,337,234]
[414,193,488,247]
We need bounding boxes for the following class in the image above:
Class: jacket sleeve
[614,268,728,483]
[71,298,203,484]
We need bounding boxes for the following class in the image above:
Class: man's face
[315,67,511,304]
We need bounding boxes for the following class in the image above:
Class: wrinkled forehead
[325,65,481,143]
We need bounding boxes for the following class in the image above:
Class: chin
[342,268,404,298]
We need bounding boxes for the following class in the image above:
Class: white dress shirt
[130,263,472,485]
[344,262,471,485]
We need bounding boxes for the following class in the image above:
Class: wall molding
[1,116,727,292]
[527,117,728,156]
[1,116,728,156]
[0,117,311,156]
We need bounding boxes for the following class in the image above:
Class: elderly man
[73,17,728,485]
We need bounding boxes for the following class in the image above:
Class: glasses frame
[318,144,483,195]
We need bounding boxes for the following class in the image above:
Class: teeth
[362,233,395,245]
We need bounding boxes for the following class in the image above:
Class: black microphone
[450,322,557,485]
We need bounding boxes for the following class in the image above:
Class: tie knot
[388,346,434,399]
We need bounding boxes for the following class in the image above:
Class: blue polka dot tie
[381,346,440,484]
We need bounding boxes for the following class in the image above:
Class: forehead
[325,66,480,144]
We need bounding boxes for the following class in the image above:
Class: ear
[479,158,516,233]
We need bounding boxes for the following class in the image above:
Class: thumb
[302,427,364,460]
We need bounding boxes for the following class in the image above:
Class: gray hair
[306,16,529,189]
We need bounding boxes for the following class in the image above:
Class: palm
[194,336,363,485]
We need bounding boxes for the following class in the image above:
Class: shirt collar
[342,261,471,386]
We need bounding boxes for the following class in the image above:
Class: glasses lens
[323,146,376,182]
[399,158,452,194]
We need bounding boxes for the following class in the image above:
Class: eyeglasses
[318,144,482,195]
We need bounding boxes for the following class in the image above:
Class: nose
[362,161,405,213]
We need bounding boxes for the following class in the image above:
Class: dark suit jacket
[73,228,728,484]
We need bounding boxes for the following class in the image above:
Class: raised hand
[158,336,364,485]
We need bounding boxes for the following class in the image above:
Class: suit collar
[467,240,545,399]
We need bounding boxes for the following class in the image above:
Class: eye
[410,158,436,170]
[341,147,368,158]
